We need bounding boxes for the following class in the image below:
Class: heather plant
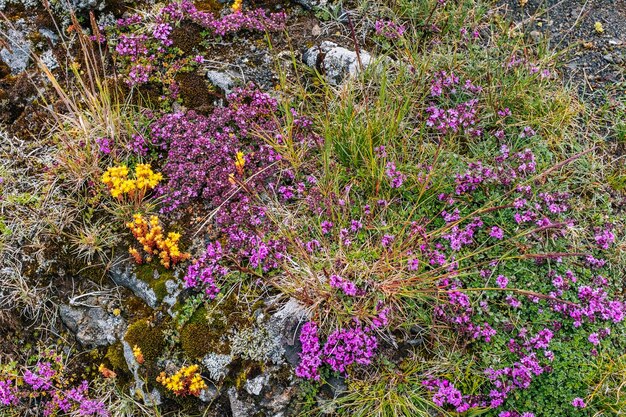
[249,4,624,415]
[0,351,107,416]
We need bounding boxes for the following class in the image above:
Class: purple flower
[588,332,600,346]
[381,234,395,248]
[295,322,322,381]
[490,226,504,239]
[319,220,333,234]
[496,275,509,288]
[571,397,586,408]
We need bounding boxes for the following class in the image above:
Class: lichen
[230,325,284,364]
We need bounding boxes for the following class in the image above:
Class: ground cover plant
[0,0,625,416]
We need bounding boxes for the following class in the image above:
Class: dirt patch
[498,0,626,100]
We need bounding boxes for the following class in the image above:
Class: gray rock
[206,70,237,95]
[163,279,181,309]
[198,386,219,403]
[202,353,232,381]
[529,30,542,42]
[293,0,328,9]
[228,387,256,417]
[0,28,31,74]
[109,262,158,308]
[302,41,372,86]
[70,0,103,11]
[122,340,162,406]
[244,374,269,396]
[267,298,310,367]
[59,304,125,347]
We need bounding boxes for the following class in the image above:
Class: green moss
[175,72,216,113]
[180,322,229,357]
[134,264,174,303]
[179,294,253,358]
[105,342,128,372]
[124,319,167,362]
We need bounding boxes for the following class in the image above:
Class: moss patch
[124,318,167,362]
[175,72,216,113]
[105,342,129,372]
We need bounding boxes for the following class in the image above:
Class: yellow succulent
[594,21,604,34]
[101,164,161,201]
[157,365,206,396]
[231,0,243,12]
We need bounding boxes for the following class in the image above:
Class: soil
[498,0,626,100]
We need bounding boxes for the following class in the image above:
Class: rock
[202,352,232,381]
[109,262,158,308]
[122,340,162,406]
[244,374,269,396]
[228,387,256,417]
[59,303,125,347]
[206,70,237,95]
[198,386,219,402]
[529,30,542,42]
[0,27,31,74]
[163,279,181,309]
[303,41,373,86]
[70,0,104,11]
[267,298,310,367]
[293,0,328,9]
[603,53,622,64]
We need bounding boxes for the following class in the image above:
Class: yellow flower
[132,345,144,364]
[594,21,604,34]
[231,0,243,12]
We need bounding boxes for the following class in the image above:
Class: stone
[228,387,256,417]
[302,41,372,86]
[0,27,31,74]
[529,30,541,42]
[122,340,162,406]
[70,0,103,11]
[109,262,158,308]
[267,298,310,367]
[198,386,219,402]
[206,70,237,95]
[244,374,268,396]
[59,303,125,347]
[293,0,328,9]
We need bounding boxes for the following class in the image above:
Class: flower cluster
[126,214,191,268]
[183,242,226,299]
[426,71,483,136]
[0,355,107,416]
[101,164,162,200]
[106,0,285,89]
[374,19,406,39]
[296,320,378,380]
[156,365,207,396]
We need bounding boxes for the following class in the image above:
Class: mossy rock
[105,342,129,372]
[179,294,253,358]
[135,263,175,303]
[124,318,167,362]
